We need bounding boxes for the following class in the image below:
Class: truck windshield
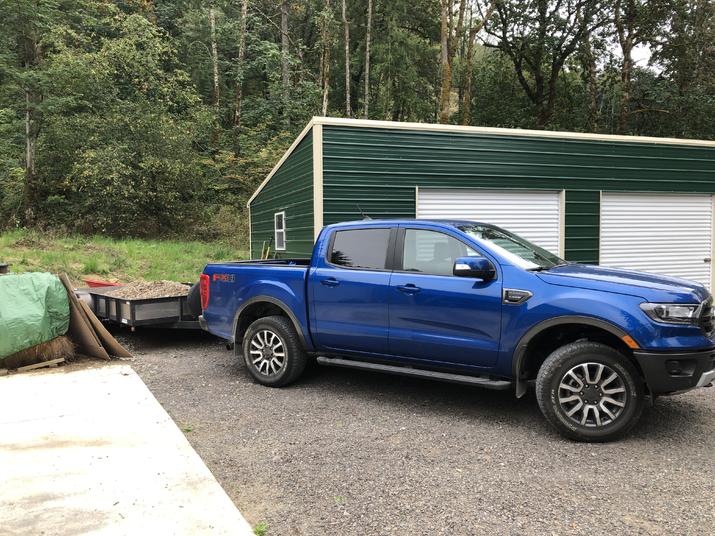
[458,224,566,270]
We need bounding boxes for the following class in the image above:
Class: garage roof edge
[315,117,715,148]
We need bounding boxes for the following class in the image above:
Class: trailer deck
[82,286,199,330]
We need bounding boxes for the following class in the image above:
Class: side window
[274,212,286,251]
[329,228,391,270]
[403,229,481,276]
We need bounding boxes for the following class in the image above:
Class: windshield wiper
[527,262,573,272]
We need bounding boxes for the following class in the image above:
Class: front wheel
[536,341,645,442]
[242,315,308,387]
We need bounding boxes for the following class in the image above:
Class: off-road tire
[242,315,308,387]
[536,341,645,442]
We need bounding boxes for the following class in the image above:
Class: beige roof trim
[248,116,715,206]
[314,116,715,147]
[312,123,324,241]
[247,118,316,206]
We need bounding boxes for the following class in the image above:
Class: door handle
[396,284,421,294]
[321,278,340,287]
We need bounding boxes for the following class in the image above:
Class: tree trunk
[209,8,220,109]
[614,0,637,135]
[461,31,476,125]
[302,2,315,54]
[460,0,496,125]
[363,0,372,118]
[320,0,332,116]
[439,0,468,124]
[580,26,599,132]
[538,87,557,128]
[281,0,290,129]
[438,0,451,123]
[342,0,351,117]
[233,0,248,155]
[536,61,562,128]
[281,0,291,127]
[20,36,43,219]
[23,89,38,213]
[209,7,220,145]
[618,42,633,134]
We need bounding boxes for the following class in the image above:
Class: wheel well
[518,323,641,382]
[235,301,290,343]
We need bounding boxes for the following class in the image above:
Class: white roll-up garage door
[600,193,713,288]
[417,188,562,254]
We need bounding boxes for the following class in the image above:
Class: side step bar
[316,356,512,391]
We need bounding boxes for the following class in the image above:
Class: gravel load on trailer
[106,281,190,300]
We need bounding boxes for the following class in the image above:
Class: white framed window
[274,211,286,251]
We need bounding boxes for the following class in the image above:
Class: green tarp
[0,273,70,359]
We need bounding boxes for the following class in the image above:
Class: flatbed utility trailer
[82,286,199,330]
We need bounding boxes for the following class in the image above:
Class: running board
[316,356,512,390]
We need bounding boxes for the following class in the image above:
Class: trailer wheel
[187,283,202,317]
[242,315,308,387]
[536,341,645,442]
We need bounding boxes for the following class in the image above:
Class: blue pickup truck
[199,219,715,441]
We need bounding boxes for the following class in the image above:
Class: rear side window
[329,229,391,270]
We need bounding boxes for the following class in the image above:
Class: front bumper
[633,347,715,395]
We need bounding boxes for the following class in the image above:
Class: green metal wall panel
[322,126,715,262]
[565,190,600,263]
[250,130,313,258]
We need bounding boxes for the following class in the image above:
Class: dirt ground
[122,329,715,536]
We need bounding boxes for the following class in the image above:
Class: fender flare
[512,315,633,398]
[232,295,309,349]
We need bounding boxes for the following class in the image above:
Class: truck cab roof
[323,219,492,230]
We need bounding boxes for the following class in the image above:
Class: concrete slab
[0,364,254,536]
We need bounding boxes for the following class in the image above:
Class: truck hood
[537,264,710,304]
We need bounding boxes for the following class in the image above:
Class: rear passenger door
[310,226,395,355]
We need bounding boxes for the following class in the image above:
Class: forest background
[1,0,712,244]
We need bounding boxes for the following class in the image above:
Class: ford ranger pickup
[199,220,715,442]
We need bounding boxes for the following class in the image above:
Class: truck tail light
[199,273,210,310]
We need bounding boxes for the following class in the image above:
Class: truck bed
[201,259,311,341]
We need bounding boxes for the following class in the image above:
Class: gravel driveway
[123,329,715,536]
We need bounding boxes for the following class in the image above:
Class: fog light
[665,359,696,377]
[666,360,683,375]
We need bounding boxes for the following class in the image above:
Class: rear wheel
[536,341,645,442]
[242,315,307,387]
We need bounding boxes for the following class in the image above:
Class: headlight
[639,303,700,324]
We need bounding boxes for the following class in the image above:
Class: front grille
[699,296,714,335]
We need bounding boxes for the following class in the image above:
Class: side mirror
[453,256,496,280]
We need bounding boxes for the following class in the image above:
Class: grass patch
[253,521,269,536]
[0,229,248,285]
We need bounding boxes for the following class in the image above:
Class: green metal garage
[248,117,715,288]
